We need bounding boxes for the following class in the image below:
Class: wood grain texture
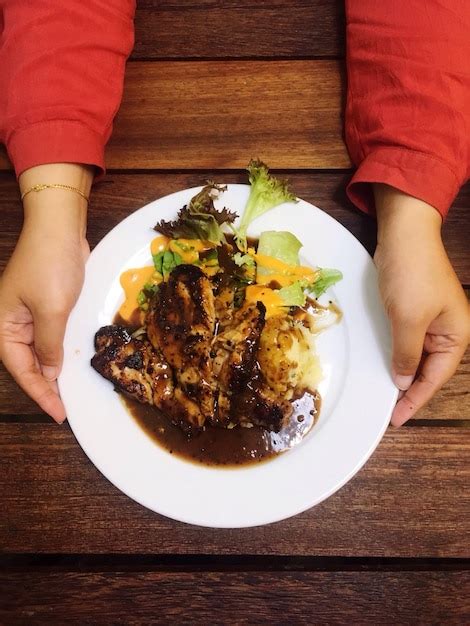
[132,0,345,60]
[0,172,468,417]
[1,571,469,625]
[0,61,349,171]
[1,425,469,556]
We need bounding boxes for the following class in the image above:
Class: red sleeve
[0,1,135,178]
[345,0,470,219]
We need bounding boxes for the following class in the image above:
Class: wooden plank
[1,425,469,556]
[0,172,468,417]
[132,0,345,60]
[0,61,349,171]
[1,571,468,624]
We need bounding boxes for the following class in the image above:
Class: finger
[30,346,60,396]
[32,309,67,381]
[1,340,66,423]
[390,314,427,390]
[391,346,464,427]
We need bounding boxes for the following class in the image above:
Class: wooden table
[1,2,469,623]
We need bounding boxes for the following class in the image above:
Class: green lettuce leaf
[233,252,255,268]
[256,231,303,285]
[153,250,183,278]
[307,268,343,297]
[277,281,306,307]
[235,160,297,250]
[257,230,302,269]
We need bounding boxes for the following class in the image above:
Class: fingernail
[42,366,58,382]
[393,374,414,391]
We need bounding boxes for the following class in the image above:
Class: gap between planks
[0,554,469,573]
[126,55,343,63]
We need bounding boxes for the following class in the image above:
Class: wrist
[374,184,442,246]
[20,163,93,239]
[19,163,93,195]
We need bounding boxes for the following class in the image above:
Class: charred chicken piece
[146,264,216,419]
[92,325,173,407]
[213,285,235,330]
[91,325,205,431]
[211,302,266,425]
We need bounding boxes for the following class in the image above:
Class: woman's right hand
[0,164,92,423]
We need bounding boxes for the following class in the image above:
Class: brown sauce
[114,311,141,329]
[123,391,320,467]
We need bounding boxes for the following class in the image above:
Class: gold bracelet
[20,183,89,203]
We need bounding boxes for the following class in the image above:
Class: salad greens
[256,230,342,302]
[307,268,343,298]
[234,160,297,251]
[257,231,302,268]
[129,159,343,317]
[233,252,255,269]
[154,182,237,245]
[278,282,306,307]
[153,249,183,279]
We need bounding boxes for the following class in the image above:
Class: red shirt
[1,0,469,219]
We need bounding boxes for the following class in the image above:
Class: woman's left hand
[374,184,470,426]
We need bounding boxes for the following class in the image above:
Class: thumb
[33,309,67,381]
[390,313,427,390]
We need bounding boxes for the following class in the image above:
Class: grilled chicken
[213,285,235,330]
[146,264,216,420]
[210,301,292,431]
[211,302,266,425]
[93,264,317,434]
[91,325,205,430]
[92,325,173,407]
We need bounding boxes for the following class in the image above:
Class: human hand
[0,164,93,422]
[374,184,470,426]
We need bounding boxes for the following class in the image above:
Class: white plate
[59,184,398,528]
